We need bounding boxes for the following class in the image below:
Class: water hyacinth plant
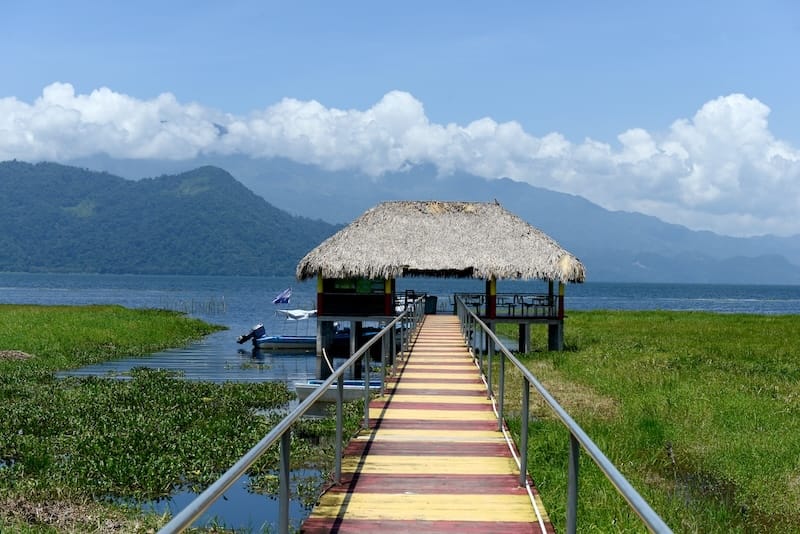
[0,304,362,533]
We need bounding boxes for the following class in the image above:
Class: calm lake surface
[3,272,800,530]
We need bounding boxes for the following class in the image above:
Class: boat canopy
[275,309,317,320]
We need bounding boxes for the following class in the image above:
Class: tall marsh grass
[498,310,800,532]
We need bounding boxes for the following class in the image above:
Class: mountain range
[4,157,800,284]
[0,161,338,276]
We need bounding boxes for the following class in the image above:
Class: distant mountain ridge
[0,161,339,276]
[8,157,800,284]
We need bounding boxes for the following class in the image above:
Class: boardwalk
[302,315,554,533]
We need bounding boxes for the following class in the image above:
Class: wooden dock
[301,315,554,533]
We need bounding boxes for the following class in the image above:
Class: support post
[486,277,497,319]
[567,432,580,534]
[334,375,343,484]
[518,323,530,353]
[487,322,494,399]
[498,350,505,431]
[279,432,291,534]
[548,322,564,351]
[547,282,566,351]
[351,321,362,379]
[316,320,336,379]
[363,351,370,429]
[519,379,530,487]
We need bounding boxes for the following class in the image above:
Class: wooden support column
[316,320,336,378]
[548,282,565,351]
[316,275,324,316]
[351,320,362,380]
[486,277,497,319]
[383,278,393,315]
[518,323,530,353]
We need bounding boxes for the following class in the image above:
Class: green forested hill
[0,161,339,275]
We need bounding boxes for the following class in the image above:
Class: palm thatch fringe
[296,200,586,282]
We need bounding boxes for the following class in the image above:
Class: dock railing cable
[158,298,425,534]
[455,296,672,534]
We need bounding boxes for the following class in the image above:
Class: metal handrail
[158,299,425,534]
[455,296,671,534]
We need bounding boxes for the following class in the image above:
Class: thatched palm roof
[296,201,586,282]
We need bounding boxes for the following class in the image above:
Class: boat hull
[255,335,316,351]
[295,379,382,403]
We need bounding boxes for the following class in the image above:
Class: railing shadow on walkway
[157,300,426,534]
[457,295,672,534]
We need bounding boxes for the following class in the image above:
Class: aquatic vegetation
[0,304,360,532]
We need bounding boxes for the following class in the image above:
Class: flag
[272,287,292,304]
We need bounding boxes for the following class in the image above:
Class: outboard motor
[236,323,266,345]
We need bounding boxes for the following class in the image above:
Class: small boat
[237,309,320,351]
[238,307,384,352]
[294,378,382,403]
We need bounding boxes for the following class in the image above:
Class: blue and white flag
[272,287,292,304]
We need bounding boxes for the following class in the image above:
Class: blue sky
[2,1,799,236]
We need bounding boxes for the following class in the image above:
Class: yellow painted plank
[312,493,536,522]
[390,381,486,392]
[341,455,519,475]
[404,357,473,362]
[381,394,492,404]
[378,408,493,421]
[396,372,479,379]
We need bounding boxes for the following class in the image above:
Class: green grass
[0,304,363,533]
[496,310,800,533]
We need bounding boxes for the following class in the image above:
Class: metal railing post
[478,331,484,372]
[279,432,290,534]
[334,375,343,484]
[363,352,370,429]
[391,326,397,375]
[519,379,530,487]
[381,329,388,394]
[487,323,494,400]
[400,319,406,359]
[567,432,580,534]
[498,351,505,431]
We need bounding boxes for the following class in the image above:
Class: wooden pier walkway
[301,315,554,533]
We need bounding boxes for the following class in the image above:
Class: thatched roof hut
[296,200,585,283]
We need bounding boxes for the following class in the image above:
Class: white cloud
[2,83,800,236]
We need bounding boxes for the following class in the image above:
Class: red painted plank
[391,377,483,384]
[369,401,492,411]
[383,388,483,397]
[325,473,529,494]
[398,373,477,378]
[368,419,498,431]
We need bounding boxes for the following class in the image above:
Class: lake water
[4,272,800,531]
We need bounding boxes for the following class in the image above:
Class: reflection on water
[58,334,319,384]
[141,474,311,533]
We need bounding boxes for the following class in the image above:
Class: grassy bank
[0,305,361,533]
[497,310,800,533]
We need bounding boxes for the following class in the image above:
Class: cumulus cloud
[2,83,799,236]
